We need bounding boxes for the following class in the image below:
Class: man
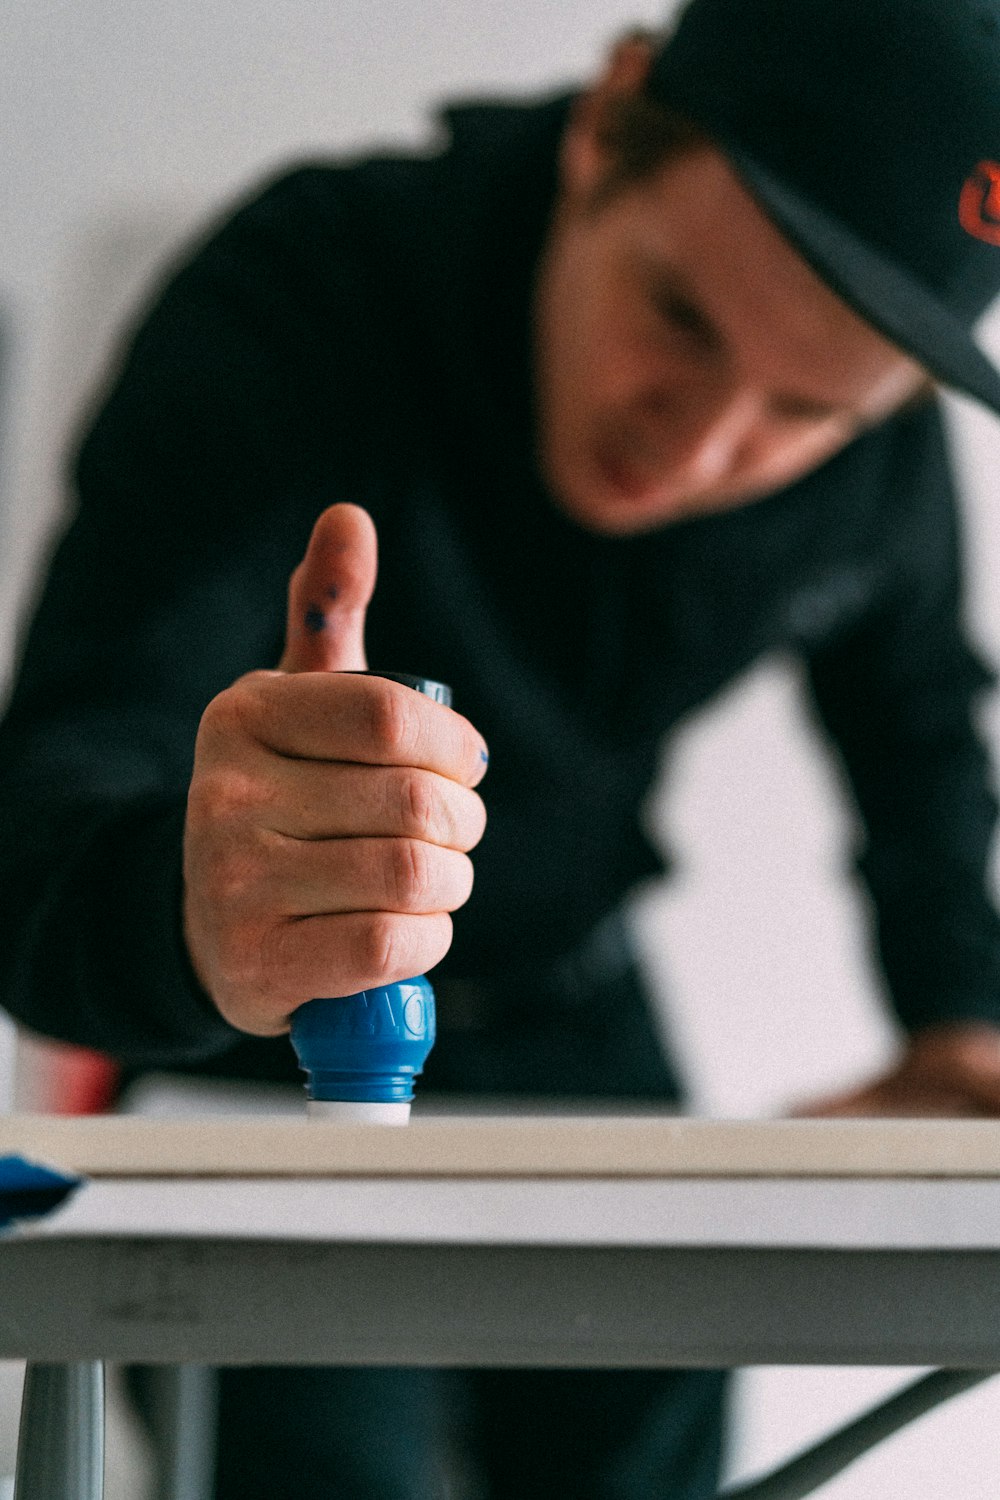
[3,0,1000,1493]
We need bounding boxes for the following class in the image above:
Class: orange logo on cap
[959,161,1000,246]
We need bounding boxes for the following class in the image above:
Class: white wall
[3,2,1000,1494]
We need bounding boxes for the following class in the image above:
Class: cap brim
[724,143,1000,417]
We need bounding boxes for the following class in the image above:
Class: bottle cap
[342,671,452,706]
[290,976,436,1105]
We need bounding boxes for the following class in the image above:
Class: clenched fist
[182,504,488,1035]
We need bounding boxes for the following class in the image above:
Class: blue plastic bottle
[290,673,451,1123]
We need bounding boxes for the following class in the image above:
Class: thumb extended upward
[279,504,378,674]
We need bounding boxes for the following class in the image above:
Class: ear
[559,31,656,204]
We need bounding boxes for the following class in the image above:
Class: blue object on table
[0,1155,82,1231]
[290,672,450,1119]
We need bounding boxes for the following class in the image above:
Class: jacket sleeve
[804,402,1000,1034]
[0,167,371,1066]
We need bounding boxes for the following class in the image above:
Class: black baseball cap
[647,0,1000,415]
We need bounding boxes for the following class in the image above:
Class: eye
[648,285,721,355]
[772,402,828,425]
[769,398,848,427]
[654,292,706,338]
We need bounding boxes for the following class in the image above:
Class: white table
[3,1114,1000,1497]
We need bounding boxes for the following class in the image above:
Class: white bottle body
[306,1099,412,1124]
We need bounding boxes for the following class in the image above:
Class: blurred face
[533,68,929,535]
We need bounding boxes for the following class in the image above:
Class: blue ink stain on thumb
[304,605,326,634]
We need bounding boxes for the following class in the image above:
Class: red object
[959,160,1000,246]
[44,1044,120,1115]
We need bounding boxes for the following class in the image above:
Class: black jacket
[1,94,998,1076]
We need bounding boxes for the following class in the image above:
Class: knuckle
[203,840,266,909]
[368,685,419,762]
[398,769,437,839]
[386,837,431,910]
[215,767,258,816]
[212,915,271,1005]
[357,911,409,981]
[233,668,277,700]
[200,671,276,751]
[202,677,250,735]
[195,696,233,760]
[189,767,261,832]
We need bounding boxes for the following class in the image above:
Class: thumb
[279,503,378,673]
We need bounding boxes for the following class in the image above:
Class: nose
[639,383,763,486]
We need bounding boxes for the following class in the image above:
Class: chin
[556,465,778,534]
[545,446,700,534]
[551,475,704,536]
[573,503,676,536]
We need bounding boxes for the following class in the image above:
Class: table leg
[13,1363,104,1500]
[144,1366,217,1500]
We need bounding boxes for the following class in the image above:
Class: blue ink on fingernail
[325,586,339,601]
[480,750,489,765]
[304,605,326,634]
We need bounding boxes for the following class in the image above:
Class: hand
[182,503,489,1036]
[792,1022,1000,1118]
